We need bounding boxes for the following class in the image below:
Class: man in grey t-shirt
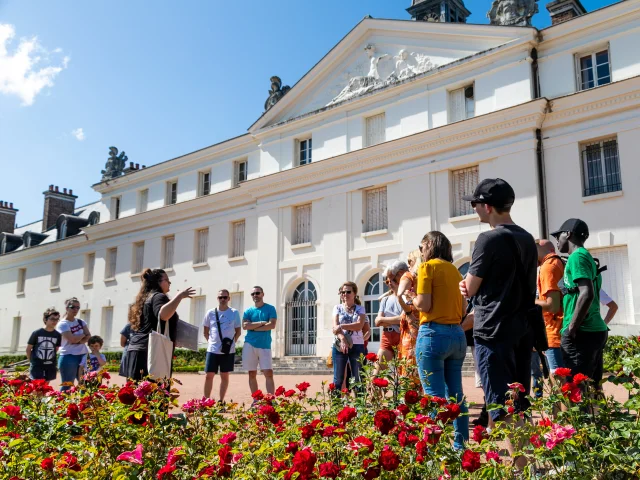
[375,261,407,368]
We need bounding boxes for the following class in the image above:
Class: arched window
[285,280,317,356]
[363,272,389,346]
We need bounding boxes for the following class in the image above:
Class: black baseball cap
[462,178,515,208]
[550,218,589,239]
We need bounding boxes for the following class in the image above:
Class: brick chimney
[546,0,586,25]
[0,201,18,234]
[42,185,77,232]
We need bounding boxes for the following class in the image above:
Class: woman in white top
[56,297,91,391]
[332,281,367,392]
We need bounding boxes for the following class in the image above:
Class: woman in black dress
[123,268,194,381]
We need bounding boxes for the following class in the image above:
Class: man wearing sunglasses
[202,289,242,401]
[242,286,277,395]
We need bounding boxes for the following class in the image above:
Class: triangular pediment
[250,18,534,132]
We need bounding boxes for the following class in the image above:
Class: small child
[87,335,107,372]
[26,308,63,382]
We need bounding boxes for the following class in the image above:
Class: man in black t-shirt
[27,308,63,382]
[459,179,537,431]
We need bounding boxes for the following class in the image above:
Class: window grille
[195,228,209,264]
[231,221,245,258]
[51,261,61,288]
[199,171,211,196]
[234,160,248,186]
[17,268,26,294]
[293,204,312,245]
[162,236,175,269]
[133,242,145,274]
[85,253,95,283]
[581,138,621,197]
[451,166,479,217]
[365,187,388,233]
[578,49,611,91]
[106,248,117,279]
[138,189,148,213]
[450,85,474,123]
[166,181,178,205]
[299,138,312,166]
[365,113,386,147]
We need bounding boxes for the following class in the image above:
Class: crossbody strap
[215,308,224,339]
[149,292,167,337]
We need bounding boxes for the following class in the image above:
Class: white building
[1,0,639,357]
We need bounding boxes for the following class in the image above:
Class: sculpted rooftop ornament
[487,0,539,26]
[264,76,291,112]
[101,147,128,181]
[328,45,436,106]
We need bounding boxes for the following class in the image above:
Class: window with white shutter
[298,138,312,166]
[365,113,386,147]
[132,242,145,274]
[194,228,209,265]
[231,292,243,314]
[581,137,621,197]
[231,221,245,258]
[364,187,388,233]
[198,171,211,196]
[138,189,148,213]
[84,253,95,284]
[451,166,479,217]
[449,85,474,123]
[17,268,26,294]
[51,260,61,288]
[10,317,21,352]
[166,181,178,205]
[293,204,312,245]
[234,160,248,186]
[102,307,114,348]
[191,296,208,345]
[111,197,121,220]
[162,236,175,270]
[80,309,91,327]
[105,248,117,279]
[590,246,635,326]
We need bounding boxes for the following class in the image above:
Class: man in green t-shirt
[551,218,608,387]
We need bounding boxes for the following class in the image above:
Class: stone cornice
[0,235,86,267]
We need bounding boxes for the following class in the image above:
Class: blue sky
[0,0,614,225]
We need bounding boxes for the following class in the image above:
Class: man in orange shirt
[536,240,565,377]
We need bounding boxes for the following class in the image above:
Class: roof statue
[101,147,128,181]
[264,76,291,112]
[487,0,539,26]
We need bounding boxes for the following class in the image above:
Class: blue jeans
[545,347,564,373]
[58,354,85,392]
[416,323,468,450]
[332,344,365,391]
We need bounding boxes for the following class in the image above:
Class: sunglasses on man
[251,292,262,297]
[218,295,229,300]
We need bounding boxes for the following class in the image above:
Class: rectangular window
[451,166,479,217]
[166,181,178,205]
[581,137,621,196]
[80,309,91,327]
[191,296,207,345]
[298,138,312,166]
[364,186,388,233]
[84,253,96,284]
[17,268,26,294]
[230,292,243,314]
[365,113,386,147]
[231,220,245,258]
[51,260,61,288]
[105,247,117,279]
[198,171,211,196]
[111,197,121,220]
[102,307,114,348]
[194,228,209,265]
[162,236,175,270]
[132,241,145,274]
[450,85,475,123]
[234,159,248,186]
[577,49,611,91]
[138,189,149,213]
[293,204,312,245]
[590,246,635,326]
[11,316,21,352]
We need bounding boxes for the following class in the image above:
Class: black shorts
[205,352,234,374]
[561,330,608,386]
[30,363,57,381]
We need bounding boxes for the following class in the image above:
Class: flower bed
[1,344,640,478]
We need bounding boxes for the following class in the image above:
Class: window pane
[451,166,479,217]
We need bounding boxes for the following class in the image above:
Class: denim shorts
[545,347,564,373]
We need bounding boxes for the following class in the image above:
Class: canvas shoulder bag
[147,293,173,380]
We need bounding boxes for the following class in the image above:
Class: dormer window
[449,84,475,123]
[59,220,68,240]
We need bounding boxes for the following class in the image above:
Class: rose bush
[0,343,640,479]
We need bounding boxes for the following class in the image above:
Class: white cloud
[0,24,69,106]
[71,127,85,141]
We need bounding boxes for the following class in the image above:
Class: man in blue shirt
[242,286,277,395]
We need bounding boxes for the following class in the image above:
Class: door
[364,272,389,353]
[285,281,317,356]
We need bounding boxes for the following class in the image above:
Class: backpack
[556,254,607,296]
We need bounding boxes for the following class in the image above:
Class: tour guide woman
[332,281,367,392]
[124,268,194,380]
[414,231,469,450]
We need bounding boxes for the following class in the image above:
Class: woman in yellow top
[414,231,468,450]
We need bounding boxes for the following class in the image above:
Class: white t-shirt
[378,295,402,333]
[333,304,367,345]
[599,289,613,305]
[56,318,87,356]
[202,307,241,354]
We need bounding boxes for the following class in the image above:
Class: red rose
[258,405,281,424]
[365,353,378,362]
[423,425,443,445]
[374,409,396,435]
[328,383,336,391]
[404,390,420,405]
[572,373,590,384]
[322,426,338,437]
[530,434,543,448]
[561,382,582,403]
[58,452,81,472]
[219,432,237,445]
[485,451,502,463]
[300,424,317,440]
[66,403,80,420]
[291,448,317,476]
[275,386,285,396]
[507,406,515,414]
[337,406,357,426]
[348,436,374,454]
[437,403,460,422]
[415,440,427,462]
[554,367,572,377]
[378,446,400,471]
[461,450,481,473]
[157,464,176,479]
[252,390,264,401]
[362,457,381,480]
[118,386,136,405]
[8,379,24,388]
[40,457,54,471]
[285,442,299,454]
[396,404,410,417]
[296,381,311,392]
[372,378,389,388]
[271,458,288,473]
[1,405,22,421]
[538,418,552,427]
[398,431,419,447]
[419,396,431,409]
[472,425,487,443]
[319,461,341,479]
[507,382,525,393]
[284,389,296,398]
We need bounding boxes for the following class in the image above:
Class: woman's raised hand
[178,287,196,300]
